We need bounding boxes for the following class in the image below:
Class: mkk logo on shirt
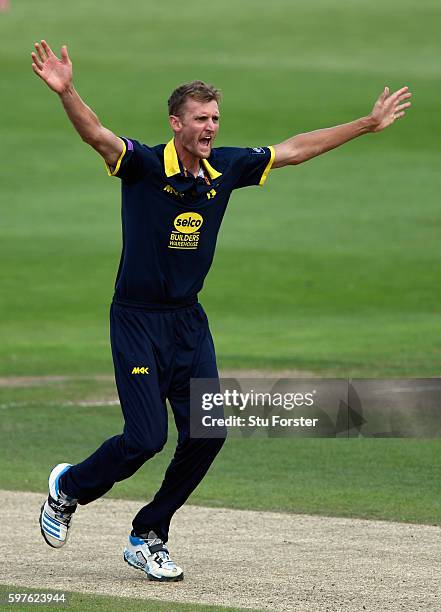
[169,212,203,250]
[164,184,184,198]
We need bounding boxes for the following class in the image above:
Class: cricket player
[31,39,411,582]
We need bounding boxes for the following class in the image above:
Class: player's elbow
[285,141,311,165]
[82,131,115,165]
[287,147,306,166]
[82,128,123,167]
[289,134,324,165]
[274,143,303,168]
[81,130,101,147]
[289,152,303,165]
[291,145,323,165]
[80,122,109,148]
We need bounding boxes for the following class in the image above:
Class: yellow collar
[163,139,222,180]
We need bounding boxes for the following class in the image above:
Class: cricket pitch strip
[0,490,439,611]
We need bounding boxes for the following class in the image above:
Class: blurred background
[1,0,440,377]
[1,0,440,524]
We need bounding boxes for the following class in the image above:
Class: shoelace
[54,509,74,525]
[154,549,176,568]
[48,496,77,525]
[146,535,162,547]
[144,537,176,568]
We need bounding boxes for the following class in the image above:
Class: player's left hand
[369,86,412,132]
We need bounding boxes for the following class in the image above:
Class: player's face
[171,98,220,159]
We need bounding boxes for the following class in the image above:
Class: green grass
[1,0,441,376]
[1,4,440,607]
[1,391,440,525]
[0,585,260,612]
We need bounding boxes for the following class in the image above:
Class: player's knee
[150,437,167,455]
[188,431,227,455]
[125,433,167,459]
[141,436,167,457]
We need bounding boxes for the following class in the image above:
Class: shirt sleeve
[232,146,275,190]
[104,137,156,183]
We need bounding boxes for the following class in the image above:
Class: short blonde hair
[168,81,221,116]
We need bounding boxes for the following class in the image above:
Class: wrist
[360,114,378,134]
[58,83,75,98]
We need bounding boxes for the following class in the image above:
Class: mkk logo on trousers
[168,212,203,250]
[132,367,149,374]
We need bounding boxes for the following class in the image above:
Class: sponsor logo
[173,212,203,234]
[164,184,184,198]
[169,212,204,250]
[132,366,149,374]
[251,147,265,154]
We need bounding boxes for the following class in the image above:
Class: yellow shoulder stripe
[164,139,181,177]
[201,158,222,180]
[258,146,275,186]
[105,138,127,177]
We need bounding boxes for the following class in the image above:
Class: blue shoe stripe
[129,535,146,546]
[43,513,61,529]
[42,522,61,539]
[43,524,60,537]
[42,516,60,533]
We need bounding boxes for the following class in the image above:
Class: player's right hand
[31,40,72,94]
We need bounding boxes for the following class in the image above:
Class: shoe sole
[123,553,184,582]
[39,503,62,549]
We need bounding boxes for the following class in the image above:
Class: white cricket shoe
[124,531,184,582]
[39,463,77,549]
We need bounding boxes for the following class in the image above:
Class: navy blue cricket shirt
[106,138,274,307]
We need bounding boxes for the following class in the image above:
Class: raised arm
[31,40,123,168]
[272,86,412,168]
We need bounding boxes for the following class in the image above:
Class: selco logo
[173,212,203,234]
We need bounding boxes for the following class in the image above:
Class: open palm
[370,86,412,132]
[31,40,72,94]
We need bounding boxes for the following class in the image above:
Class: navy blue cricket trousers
[62,301,226,542]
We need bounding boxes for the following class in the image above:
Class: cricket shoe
[123,531,184,582]
[39,463,77,549]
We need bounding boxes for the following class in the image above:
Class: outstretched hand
[369,86,412,132]
[31,40,72,94]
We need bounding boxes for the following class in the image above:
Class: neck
[173,138,201,177]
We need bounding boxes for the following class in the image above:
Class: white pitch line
[0,400,120,410]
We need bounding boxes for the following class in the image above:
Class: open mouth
[199,136,212,147]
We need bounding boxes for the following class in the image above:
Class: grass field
[1,0,440,376]
[1,383,440,525]
[1,1,440,609]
